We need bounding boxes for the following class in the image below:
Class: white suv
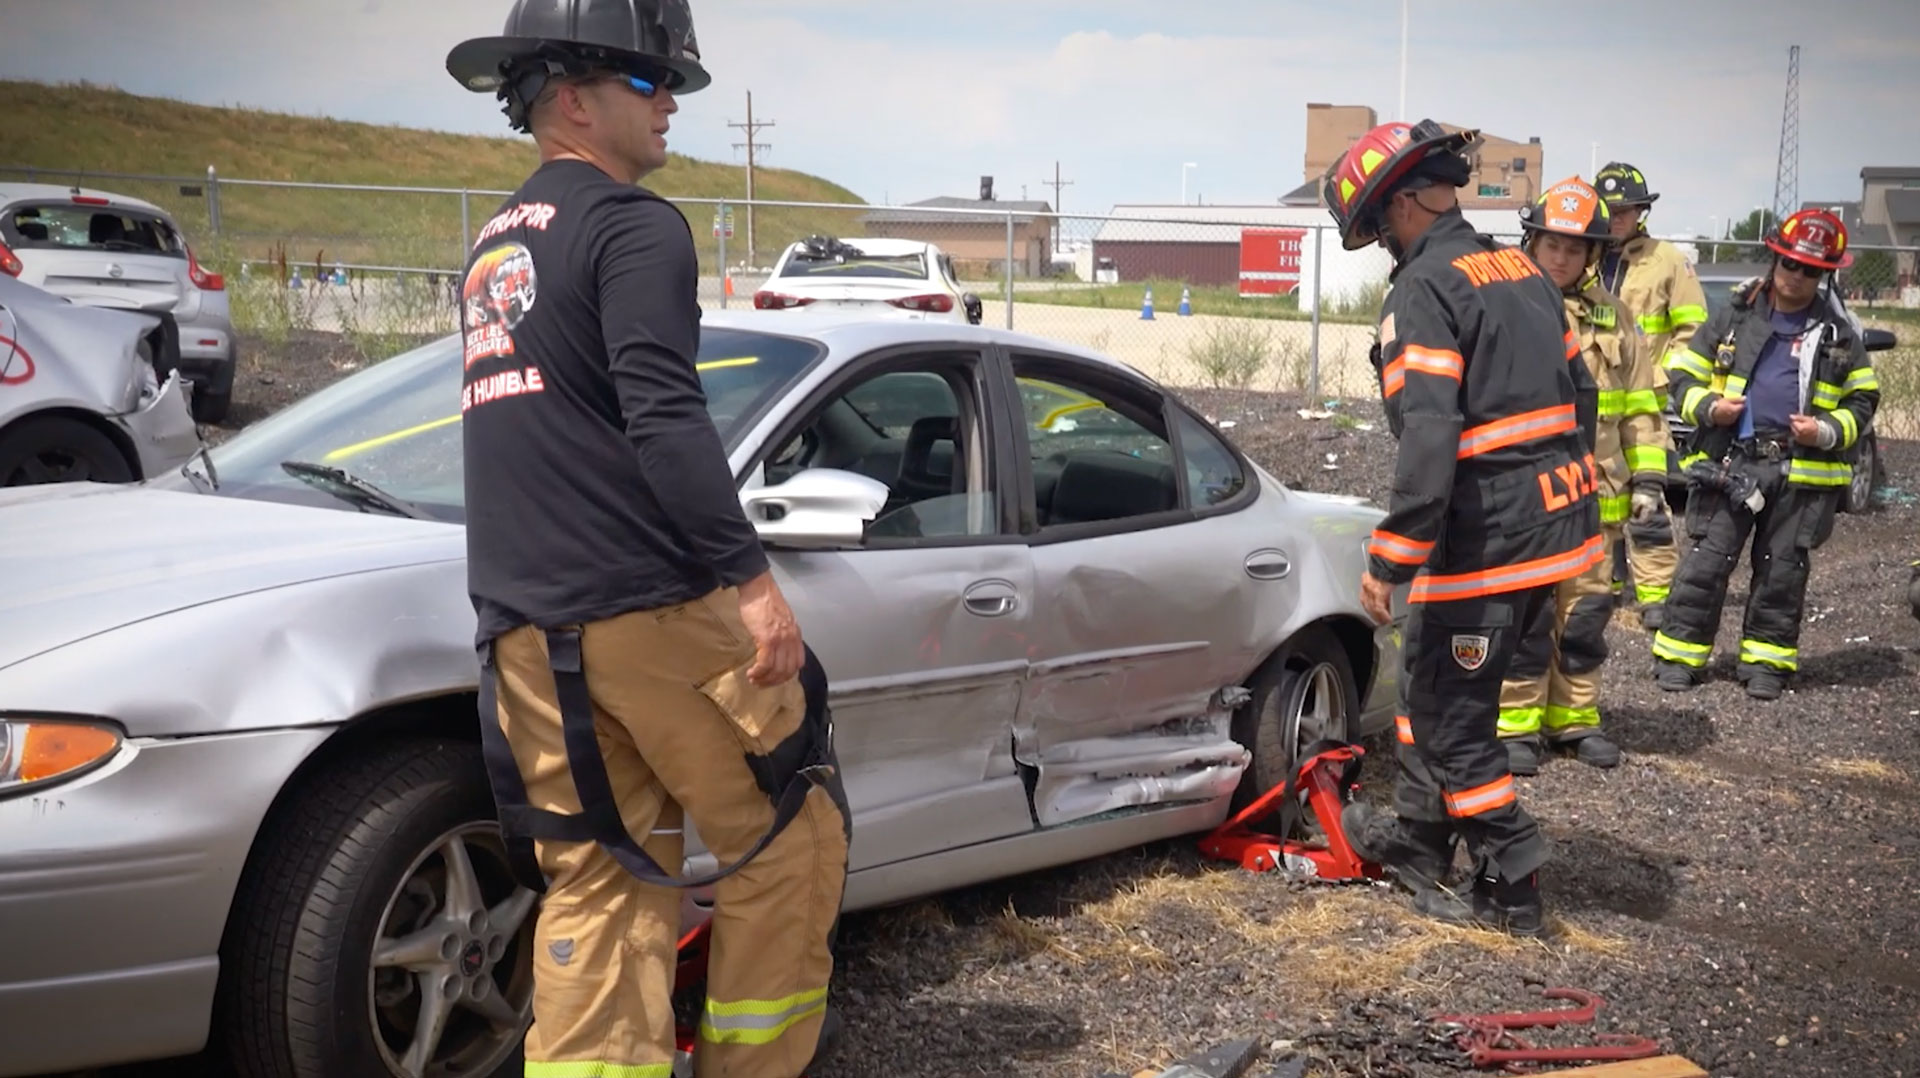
[1,182,236,422]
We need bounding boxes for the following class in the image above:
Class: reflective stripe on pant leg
[1497,706,1544,737]
[1544,703,1600,734]
[1738,639,1799,671]
[700,987,830,1046]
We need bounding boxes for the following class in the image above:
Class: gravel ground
[80,343,1920,1077]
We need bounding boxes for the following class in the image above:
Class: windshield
[779,250,926,280]
[203,326,823,520]
[4,202,186,258]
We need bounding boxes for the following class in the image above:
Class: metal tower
[1771,45,1801,226]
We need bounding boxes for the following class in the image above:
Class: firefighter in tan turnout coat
[1591,161,1705,629]
[1496,177,1668,775]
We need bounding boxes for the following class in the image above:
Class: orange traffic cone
[724,273,734,297]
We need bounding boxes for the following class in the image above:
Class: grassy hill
[0,79,868,272]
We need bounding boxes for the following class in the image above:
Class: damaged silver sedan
[0,311,1403,1078]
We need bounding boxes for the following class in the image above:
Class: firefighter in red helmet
[1327,120,1604,937]
[1653,208,1879,700]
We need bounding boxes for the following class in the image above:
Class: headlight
[0,718,123,797]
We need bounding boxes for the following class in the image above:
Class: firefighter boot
[1554,730,1622,769]
[1639,602,1666,632]
[1743,671,1785,701]
[1342,802,1459,893]
[1470,871,1547,938]
[1504,735,1546,777]
[1655,661,1698,693]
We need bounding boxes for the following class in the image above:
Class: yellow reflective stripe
[1497,707,1544,737]
[1639,312,1672,334]
[1599,492,1631,524]
[1724,373,1749,396]
[699,988,828,1047]
[1543,705,1600,731]
[1664,350,1715,381]
[1620,388,1664,415]
[323,414,461,462]
[1653,632,1711,667]
[1635,582,1671,603]
[1844,367,1880,393]
[1739,638,1799,671]
[1667,304,1708,327]
[1596,389,1627,416]
[1680,385,1712,424]
[1679,451,1709,468]
[1624,445,1668,474]
[1831,408,1859,449]
[524,1062,674,1078]
[1787,459,1851,487]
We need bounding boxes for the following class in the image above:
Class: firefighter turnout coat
[1603,232,1710,374]
[1365,212,1605,603]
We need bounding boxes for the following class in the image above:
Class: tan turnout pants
[1497,522,1619,740]
[490,586,850,1078]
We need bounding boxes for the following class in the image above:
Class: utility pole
[727,90,774,267]
[1397,0,1408,119]
[1772,45,1801,225]
[1041,161,1074,256]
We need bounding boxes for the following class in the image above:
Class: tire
[1842,433,1877,515]
[219,739,535,1078]
[1229,626,1360,814]
[0,415,135,486]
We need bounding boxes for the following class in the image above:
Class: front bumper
[0,726,330,1077]
[115,369,202,479]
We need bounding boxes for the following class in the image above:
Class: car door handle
[1245,549,1292,580]
[962,579,1019,617]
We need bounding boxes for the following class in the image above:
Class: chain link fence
[5,164,1917,427]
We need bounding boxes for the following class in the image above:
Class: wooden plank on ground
[1528,1056,1708,1078]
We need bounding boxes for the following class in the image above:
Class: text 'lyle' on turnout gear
[447,0,710,132]
[1655,211,1878,688]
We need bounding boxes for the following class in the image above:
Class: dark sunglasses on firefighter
[1778,256,1825,278]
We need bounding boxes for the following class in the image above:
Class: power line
[727,90,774,266]
[1042,161,1073,255]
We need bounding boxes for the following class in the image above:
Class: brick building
[1287,103,1544,210]
[856,179,1053,277]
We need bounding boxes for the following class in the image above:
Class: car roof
[780,236,936,256]
[0,181,173,219]
[699,309,1154,384]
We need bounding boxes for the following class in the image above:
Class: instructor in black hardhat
[447,3,850,1076]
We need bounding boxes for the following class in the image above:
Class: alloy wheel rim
[366,821,537,1078]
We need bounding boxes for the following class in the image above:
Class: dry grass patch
[1816,758,1907,785]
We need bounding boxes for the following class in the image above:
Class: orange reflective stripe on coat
[1369,528,1436,566]
[1456,404,1577,459]
[1564,328,1579,360]
[1445,775,1517,817]
[1396,714,1415,745]
[1408,534,1605,603]
[1381,346,1464,398]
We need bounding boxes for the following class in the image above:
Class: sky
[6,0,1918,245]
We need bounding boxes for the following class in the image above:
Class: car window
[3,203,185,258]
[1013,364,1181,529]
[777,240,926,280]
[203,327,822,520]
[766,362,996,541]
[1174,409,1247,506]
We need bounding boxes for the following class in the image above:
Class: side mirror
[962,292,983,325]
[739,468,890,549]
[1864,327,1899,353]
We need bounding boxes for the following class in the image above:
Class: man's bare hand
[1361,572,1394,626]
[1788,413,1825,447]
[736,571,803,686]
[1709,395,1746,427]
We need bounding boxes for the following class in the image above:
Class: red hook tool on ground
[1431,987,1662,1072]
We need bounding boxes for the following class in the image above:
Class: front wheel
[219,740,536,1078]
[1230,626,1359,814]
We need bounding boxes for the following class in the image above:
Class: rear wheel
[1230,626,1359,814]
[219,740,535,1078]
[1843,433,1878,514]
[0,415,134,486]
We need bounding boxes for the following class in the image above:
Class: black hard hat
[1593,161,1659,207]
[448,0,710,129]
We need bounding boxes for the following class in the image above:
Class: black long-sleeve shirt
[460,158,767,642]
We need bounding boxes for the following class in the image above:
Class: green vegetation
[1012,277,1383,325]
[0,79,869,273]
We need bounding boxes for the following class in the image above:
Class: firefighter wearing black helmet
[1323,120,1604,938]
[446,3,849,1076]
[1653,209,1879,701]
[1591,162,1701,629]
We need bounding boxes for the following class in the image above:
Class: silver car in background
[0,311,1401,1078]
[1,180,237,422]
[0,272,199,486]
